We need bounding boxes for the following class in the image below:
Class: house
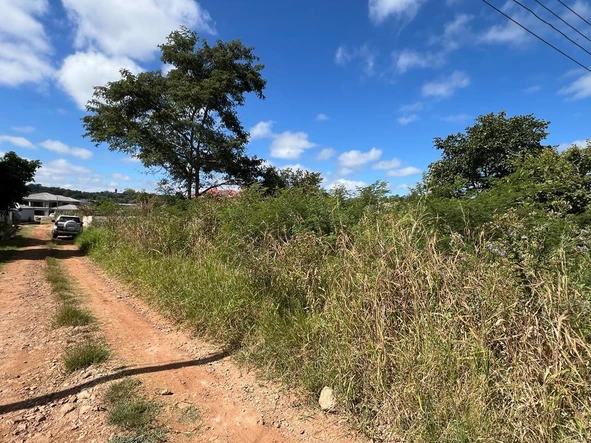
[21,193,81,217]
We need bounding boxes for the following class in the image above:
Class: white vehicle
[52,215,83,239]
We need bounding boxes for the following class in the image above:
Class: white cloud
[0,0,54,86]
[316,113,329,121]
[62,0,215,61]
[398,114,419,125]
[329,178,367,191]
[387,166,422,177]
[111,172,131,180]
[270,131,317,159]
[399,101,424,112]
[39,139,93,160]
[317,148,336,160]
[559,72,591,100]
[334,44,376,76]
[441,13,473,50]
[373,158,401,170]
[57,51,144,109]
[441,114,472,123]
[0,135,35,149]
[479,3,530,46]
[122,156,141,163]
[369,0,427,24]
[339,148,382,168]
[249,120,275,140]
[557,139,588,151]
[422,71,470,98]
[11,126,35,133]
[394,49,444,74]
[524,85,541,93]
[340,167,355,176]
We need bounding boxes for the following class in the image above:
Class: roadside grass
[63,341,110,372]
[77,199,591,443]
[105,378,163,442]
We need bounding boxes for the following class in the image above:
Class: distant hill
[26,184,148,203]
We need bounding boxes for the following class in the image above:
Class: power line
[533,0,591,45]
[481,0,591,73]
[556,0,591,29]
[511,0,591,57]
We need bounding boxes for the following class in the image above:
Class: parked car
[52,215,83,239]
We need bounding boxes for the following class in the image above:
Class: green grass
[53,304,94,327]
[109,399,158,430]
[105,378,162,441]
[109,430,164,443]
[45,256,78,304]
[77,198,591,443]
[63,341,109,372]
[105,379,142,405]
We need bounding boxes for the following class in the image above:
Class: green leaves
[83,27,266,198]
[0,151,41,214]
[425,111,550,197]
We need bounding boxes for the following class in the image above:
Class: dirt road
[0,225,365,443]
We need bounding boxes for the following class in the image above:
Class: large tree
[83,27,266,198]
[424,111,551,197]
[0,151,40,215]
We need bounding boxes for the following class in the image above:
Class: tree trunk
[186,174,193,199]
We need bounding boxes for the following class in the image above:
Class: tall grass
[77,191,591,442]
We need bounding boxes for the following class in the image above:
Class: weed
[78,194,591,442]
[109,429,164,443]
[53,305,94,327]
[63,341,109,372]
[105,379,142,405]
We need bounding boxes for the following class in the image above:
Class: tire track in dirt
[0,225,112,442]
[57,233,366,443]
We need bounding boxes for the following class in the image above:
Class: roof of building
[54,204,79,211]
[24,193,80,203]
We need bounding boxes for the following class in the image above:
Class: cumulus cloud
[422,71,470,98]
[339,148,382,168]
[559,72,591,100]
[0,135,35,149]
[394,49,444,74]
[317,148,336,160]
[387,166,422,177]
[398,114,419,125]
[329,178,367,191]
[316,113,329,121]
[111,172,131,180]
[57,51,143,109]
[0,0,54,86]
[373,158,401,170]
[62,0,215,61]
[369,0,427,24]
[39,139,93,160]
[557,139,588,151]
[270,131,317,159]
[249,120,275,140]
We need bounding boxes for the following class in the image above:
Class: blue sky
[1,0,590,194]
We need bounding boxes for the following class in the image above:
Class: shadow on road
[0,350,230,415]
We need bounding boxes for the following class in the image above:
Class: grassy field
[77,192,591,442]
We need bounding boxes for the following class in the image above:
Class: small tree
[0,151,40,216]
[83,27,267,198]
[424,111,550,197]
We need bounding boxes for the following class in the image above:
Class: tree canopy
[0,151,40,214]
[83,27,267,198]
[424,111,550,197]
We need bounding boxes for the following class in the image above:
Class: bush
[79,190,591,442]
